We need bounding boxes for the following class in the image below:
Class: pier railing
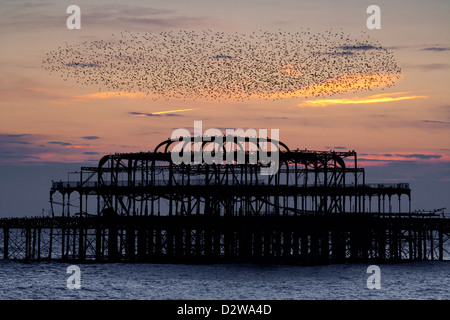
[52,180,410,189]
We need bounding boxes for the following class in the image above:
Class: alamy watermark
[366,5,381,30]
[66,5,81,30]
[366,265,381,289]
[170,121,280,175]
[66,265,81,289]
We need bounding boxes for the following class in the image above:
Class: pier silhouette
[1,136,449,263]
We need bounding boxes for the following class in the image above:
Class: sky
[0,0,449,217]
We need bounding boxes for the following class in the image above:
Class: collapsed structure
[0,136,448,263]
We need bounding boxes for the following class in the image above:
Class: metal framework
[49,136,412,218]
[0,137,448,264]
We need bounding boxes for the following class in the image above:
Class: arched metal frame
[50,137,411,219]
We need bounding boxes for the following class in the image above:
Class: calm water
[0,260,449,300]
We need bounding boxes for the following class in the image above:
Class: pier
[1,136,449,264]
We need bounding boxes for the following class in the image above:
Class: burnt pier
[1,136,449,264]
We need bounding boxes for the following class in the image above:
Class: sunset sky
[0,0,449,217]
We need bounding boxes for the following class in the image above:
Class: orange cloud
[46,72,400,104]
[298,91,428,108]
[64,145,97,149]
[183,73,401,101]
[24,88,145,102]
[151,108,197,115]
[263,73,401,99]
[76,91,148,100]
[130,113,148,117]
[130,108,198,117]
[44,90,151,105]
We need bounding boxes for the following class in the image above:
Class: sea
[0,260,449,300]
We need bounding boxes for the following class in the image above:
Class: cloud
[130,112,163,117]
[81,136,100,140]
[72,92,148,101]
[1,3,213,34]
[356,158,398,162]
[110,16,211,31]
[0,83,71,102]
[298,92,428,108]
[83,152,100,155]
[0,133,103,164]
[357,153,444,163]
[57,91,201,105]
[0,134,36,146]
[261,116,290,121]
[1,133,34,143]
[65,145,96,149]
[415,63,450,71]
[422,120,450,125]
[0,2,60,33]
[395,154,442,160]
[7,134,29,138]
[405,63,450,71]
[0,134,46,163]
[324,146,347,150]
[129,112,155,116]
[265,73,400,100]
[129,108,197,117]
[48,141,72,146]
[2,154,41,160]
[365,160,450,182]
[49,90,162,105]
[66,63,101,68]
[422,47,450,52]
[337,45,381,51]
